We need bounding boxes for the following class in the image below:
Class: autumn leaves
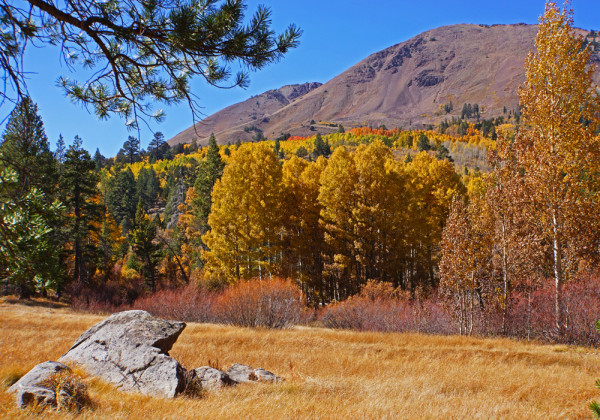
[440,1,600,336]
[198,141,463,306]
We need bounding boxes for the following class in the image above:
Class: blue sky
[6,0,600,156]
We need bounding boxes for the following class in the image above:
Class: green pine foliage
[136,167,161,210]
[191,133,225,233]
[59,136,103,284]
[105,168,138,232]
[0,167,63,298]
[131,199,162,291]
[0,96,57,198]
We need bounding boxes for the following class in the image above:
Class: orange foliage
[348,127,403,137]
[214,278,304,328]
[287,136,307,142]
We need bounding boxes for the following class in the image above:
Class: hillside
[168,23,600,146]
[1,300,599,418]
[168,82,322,147]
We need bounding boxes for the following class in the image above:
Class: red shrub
[320,293,455,335]
[130,283,216,323]
[214,278,304,328]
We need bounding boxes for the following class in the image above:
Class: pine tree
[149,132,165,162]
[136,167,160,210]
[0,96,57,198]
[55,134,66,164]
[121,136,140,164]
[313,133,331,158]
[0,96,62,297]
[59,136,103,284]
[93,148,105,171]
[131,199,162,291]
[273,138,282,159]
[191,133,225,234]
[0,167,63,298]
[105,168,138,232]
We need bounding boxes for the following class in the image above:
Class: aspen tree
[515,1,600,335]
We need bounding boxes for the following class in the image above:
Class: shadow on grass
[1,296,69,310]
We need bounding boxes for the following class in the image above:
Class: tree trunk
[501,217,509,335]
[552,211,563,338]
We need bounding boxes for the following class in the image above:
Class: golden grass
[1,298,599,419]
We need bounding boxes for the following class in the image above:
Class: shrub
[131,283,216,323]
[214,278,303,328]
[40,371,90,412]
[320,284,454,335]
[68,278,144,313]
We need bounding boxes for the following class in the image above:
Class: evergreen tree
[273,138,282,158]
[295,146,308,158]
[106,168,138,232]
[0,96,62,297]
[136,167,160,210]
[313,133,331,158]
[0,1,300,127]
[191,133,225,234]
[149,132,165,162]
[131,199,162,291]
[0,96,57,198]
[416,133,431,151]
[0,167,63,298]
[121,136,140,164]
[189,138,199,153]
[55,134,66,164]
[93,148,105,171]
[59,136,102,284]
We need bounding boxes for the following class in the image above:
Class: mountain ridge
[168,23,599,146]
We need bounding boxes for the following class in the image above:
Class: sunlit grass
[1,297,599,418]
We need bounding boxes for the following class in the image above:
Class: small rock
[15,385,57,409]
[59,310,187,398]
[8,361,70,395]
[225,363,282,384]
[191,367,237,391]
[7,361,85,410]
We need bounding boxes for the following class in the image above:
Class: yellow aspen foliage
[514,1,600,334]
[281,156,328,305]
[318,141,415,299]
[318,146,359,299]
[352,141,410,287]
[202,143,285,282]
[405,152,466,288]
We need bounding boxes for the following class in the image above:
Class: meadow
[1,298,599,419]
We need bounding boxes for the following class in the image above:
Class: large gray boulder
[225,363,282,384]
[59,310,187,398]
[7,361,78,409]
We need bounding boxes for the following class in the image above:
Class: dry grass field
[1,298,599,419]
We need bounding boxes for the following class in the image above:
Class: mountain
[169,23,599,146]
[168,82,322,146]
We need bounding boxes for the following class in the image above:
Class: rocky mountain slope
[169,23,599,146]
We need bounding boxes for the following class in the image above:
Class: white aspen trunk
[552,210,563,337]
[501,217,509,334]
